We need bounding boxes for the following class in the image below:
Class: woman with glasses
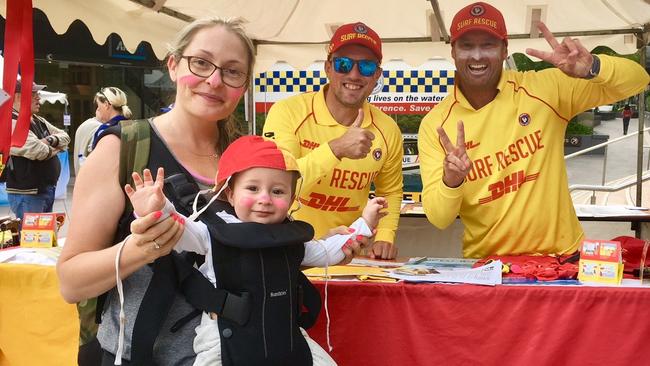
[263,22,404,260]
[89,87,133,150]
[57,17,255,365]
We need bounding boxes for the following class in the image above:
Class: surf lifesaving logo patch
[354,23,368,34]
[518,113,531,126]
[372,148,382,161]
[470,4,485,16]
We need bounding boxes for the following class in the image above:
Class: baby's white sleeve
[159,198,208,255]
[301,217,372,266]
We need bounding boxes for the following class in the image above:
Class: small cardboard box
[20,212,63,248]
[578,239,623,285]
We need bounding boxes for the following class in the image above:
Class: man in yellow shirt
[263,22,403,259]
[419,2,650,258]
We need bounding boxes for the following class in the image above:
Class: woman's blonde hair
[95,87,133,118]
[166,17,256,155]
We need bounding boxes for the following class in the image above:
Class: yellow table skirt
[0,263,79,366]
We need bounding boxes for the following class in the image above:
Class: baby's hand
[362,197,388,229]
[124,168,166,218]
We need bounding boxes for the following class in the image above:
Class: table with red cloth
[306,280,650,366]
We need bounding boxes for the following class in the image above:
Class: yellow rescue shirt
[263,86,403,243]
[419,55,650,258]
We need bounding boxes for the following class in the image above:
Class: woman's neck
[155,109,220,151]
[104,111,120,123]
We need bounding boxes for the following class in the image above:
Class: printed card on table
[20,212,64,248]
[578,239,623,285]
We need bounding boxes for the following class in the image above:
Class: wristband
[584,55,600,80]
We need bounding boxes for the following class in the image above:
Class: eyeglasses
[181,55,248,88]
[332,57,379,77]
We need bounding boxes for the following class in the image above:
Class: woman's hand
[129,209,184,261]
[319,226,363,265]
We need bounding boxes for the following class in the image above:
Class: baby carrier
[128,173,322,365]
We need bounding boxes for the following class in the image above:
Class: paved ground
[565,114,650,239]
[2,114,648,242]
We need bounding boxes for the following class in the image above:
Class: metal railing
[566,124,650,204]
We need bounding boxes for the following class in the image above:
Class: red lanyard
[0,0,34,168]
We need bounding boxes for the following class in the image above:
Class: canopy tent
[2,0,648,73]
[38,90,67,105]
[1,0,648,208]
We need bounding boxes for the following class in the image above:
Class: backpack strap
[94,119,151,325]
[118,119,151,215]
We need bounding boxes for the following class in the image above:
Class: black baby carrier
[128,173,322,365]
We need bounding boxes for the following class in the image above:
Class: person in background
[622,104,632,135]
[73,117,101,174]
[263,22,403,259]
[418,2,650,259]
[5,79,70,223]
[90,86,133,149]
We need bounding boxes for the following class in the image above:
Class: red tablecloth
[307,281,650,366]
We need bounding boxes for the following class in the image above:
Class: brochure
[388,260,503,286]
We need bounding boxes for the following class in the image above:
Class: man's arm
[263,100,341,191]
[371,129,403,245]
[418,114,465,229]
[9,127,54,160]
[41,117,71,150]
[526,22,649,117]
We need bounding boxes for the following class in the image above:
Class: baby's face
[226,167,294,224]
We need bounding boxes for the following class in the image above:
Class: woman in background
[91,86,133,149]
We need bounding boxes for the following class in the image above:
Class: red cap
[327,22,382,61]
[450,2,507,44]
[215,135,299,187]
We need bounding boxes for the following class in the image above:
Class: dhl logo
[301,139,320,150]
[478,170,539,204]
[299,193,359,212]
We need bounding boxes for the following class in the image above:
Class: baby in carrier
[124,135,387,365]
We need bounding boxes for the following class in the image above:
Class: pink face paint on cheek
[178,74,204,88]
[226,87,246,102]
[272,198,290,211]
[239,196,255,208]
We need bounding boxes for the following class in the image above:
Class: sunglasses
[332,57,379,77]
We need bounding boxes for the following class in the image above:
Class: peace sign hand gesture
[525,21,594,78]
[437,121,472,188]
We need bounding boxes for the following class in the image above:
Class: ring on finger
[152,240,161,250]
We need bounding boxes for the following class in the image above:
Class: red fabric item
[1,0,34,165]
[307,281,650,366]
[475,255,578,281]
[450,2,508,44]
[215,135,298,186]
[327,22,382,61]
[613,235,649,275]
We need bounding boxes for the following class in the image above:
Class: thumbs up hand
[329,109,376,160]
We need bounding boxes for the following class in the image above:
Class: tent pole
[636,44,647,213]
[248,43,258,135]
[635,44,650,238]
[427,0,449,43]
[247,77,255,135]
